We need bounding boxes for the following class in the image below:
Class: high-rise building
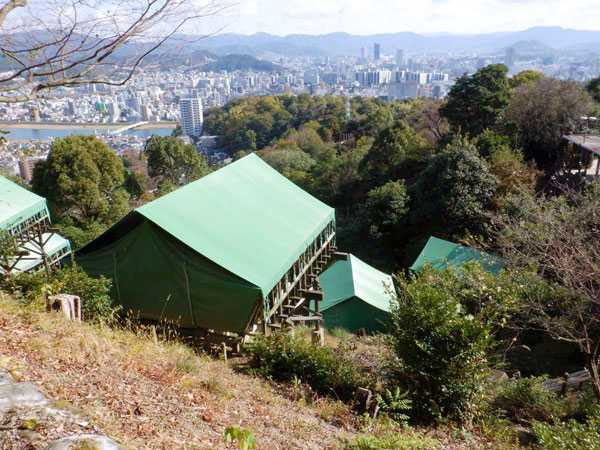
[360,47,368,59]
[505,47,516,67]
[396,49,404,68]
[179,93,203,137]
[141,104,151,122]
[107,102,120,120]
[374,43,381,61]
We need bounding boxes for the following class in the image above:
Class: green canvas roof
[80,154,335,297]
[318,254,394,313]
[12,233,71,272]
[410,236,505,275]
[0,176,48,230]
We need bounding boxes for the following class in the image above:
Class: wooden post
[222,342,228,365]
[561,372,569,396]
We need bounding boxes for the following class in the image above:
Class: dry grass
[0,296,510,450]
[0,297,359,449]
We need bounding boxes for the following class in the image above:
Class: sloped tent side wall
[75,216,261,333]
[321,297,390,333]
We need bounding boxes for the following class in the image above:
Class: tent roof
[81,154,335,296]
[0,176,48,230]
[318,254,394,312]
[410,236,505,275]
[12,233,71,272]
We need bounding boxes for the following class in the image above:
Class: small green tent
[410,236,505,275]
[0,176,71,274]
[75,154,335,334]
[0,175,49,231]
[316,254,394,333]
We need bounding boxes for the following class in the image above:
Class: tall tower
[396,49,404,68]
[374,43,381,61]
[179,91,203,137]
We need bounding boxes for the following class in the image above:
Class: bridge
[110,121,148,135]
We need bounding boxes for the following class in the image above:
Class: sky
[212,0,600,36]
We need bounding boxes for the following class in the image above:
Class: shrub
[1,262,119,322]
[566,387,600,423]
[223,425,256,450]
[386,268,494,423]
[245,331,365,402]
[491,376,566,423]
[533,416,600,450]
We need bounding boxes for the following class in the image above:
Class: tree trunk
[585,353,600,401]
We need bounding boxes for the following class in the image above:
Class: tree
[361,181,409,241]
[586,76,600,104]
[487,182,600,400]
[259,148,315,175]
[474,129,512,161]
[439,64,510,137]
[0,0,228,103]
[388,267,494,422]
[359,120,426,185]
[509,70,546,89]
[506,77,592,170]
[144,135,207,187]
[411,136,498,236]
[32,134,129,224]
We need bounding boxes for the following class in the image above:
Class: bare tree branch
[0,0,233,103]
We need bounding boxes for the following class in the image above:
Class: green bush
[566,388,600,423]
[1,262,119,322]
[387,268,494,423]
[491,376,566,423]
[51,264,119,321]
[245,331,365,402]
[533,416,600,450]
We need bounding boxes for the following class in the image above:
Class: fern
[376,387,412,423]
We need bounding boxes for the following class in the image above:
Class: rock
[0,380,48,411]
[516,426,537,446]
[44,434,126,450]
[0,366,14,385]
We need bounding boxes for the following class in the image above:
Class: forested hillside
[203,65,594,271]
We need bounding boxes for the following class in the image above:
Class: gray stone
[0,366,14,385]
[44,434,127,450]
[0,381,48,411]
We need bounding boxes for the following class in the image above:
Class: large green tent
[316,254,394,333]
[75,154,335,334]
[410,236,505,275]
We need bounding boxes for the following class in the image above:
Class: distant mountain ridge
[185,26,600,57]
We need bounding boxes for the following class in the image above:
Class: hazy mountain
[181,26,600,57]
[504,40,559,56]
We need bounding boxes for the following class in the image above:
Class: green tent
[0,175,49,231]
[410,236,505,275]
[0,175,72,274]
[316,254,394,333]
[75,154,335,334]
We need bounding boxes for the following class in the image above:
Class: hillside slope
[0,298,357,449]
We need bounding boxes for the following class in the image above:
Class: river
[3,127,174,140]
